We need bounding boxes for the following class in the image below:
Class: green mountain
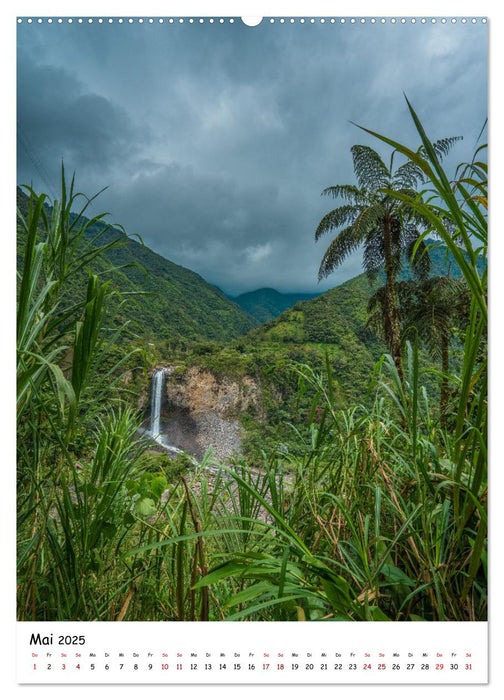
[240,273,384,404]
[16,187,257,342]
[191,241,482,453]
[233,288,319,323]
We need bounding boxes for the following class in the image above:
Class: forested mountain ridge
[16,187,257,342]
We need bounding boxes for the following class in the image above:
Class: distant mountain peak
[232,288,319,323]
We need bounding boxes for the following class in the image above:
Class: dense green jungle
[17,105,487,623]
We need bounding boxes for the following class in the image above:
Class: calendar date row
[32,661,474,672]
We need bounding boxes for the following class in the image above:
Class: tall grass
[16,173,147,619]
[358,100,487,601]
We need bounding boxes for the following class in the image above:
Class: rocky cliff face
[157,366,261,463]
[164,367,260,417]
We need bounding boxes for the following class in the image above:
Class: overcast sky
[17,18,487,295]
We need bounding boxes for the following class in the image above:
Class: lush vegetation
[17,104,486,623]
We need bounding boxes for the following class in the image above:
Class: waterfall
[146,367,183,456]
[150,368,165,437]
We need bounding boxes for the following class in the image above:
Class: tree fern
[315,138,460,378]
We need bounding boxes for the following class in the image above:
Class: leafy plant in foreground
[17,173,144,619]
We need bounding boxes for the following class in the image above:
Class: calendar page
[13,0,490,691]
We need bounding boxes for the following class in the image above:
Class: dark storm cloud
[16,20,487,294]
[17,52,144,184]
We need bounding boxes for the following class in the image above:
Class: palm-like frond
[362,231,386,280]
[390,137,462,188]
[392,160,425,188]
[321,184,367,205]
[351,145,390,191]
[350,202,385,242]
[315,205,361,241]
[318,225,363,280]
[429,136,463,159]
